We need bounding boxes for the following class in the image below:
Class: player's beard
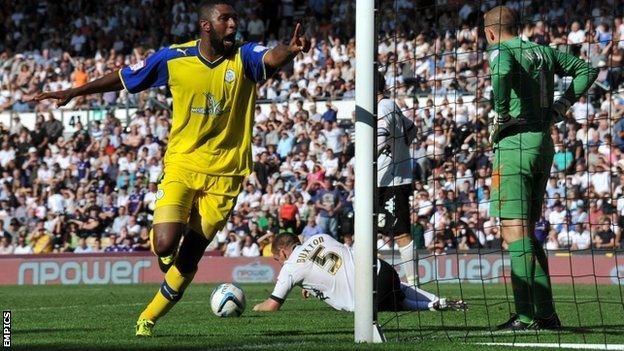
[210,31,236,57]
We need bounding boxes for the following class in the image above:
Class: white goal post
[354,0,383,343]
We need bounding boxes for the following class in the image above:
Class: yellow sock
[139,265,196,322]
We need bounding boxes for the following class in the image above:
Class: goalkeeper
[483,6,597,331]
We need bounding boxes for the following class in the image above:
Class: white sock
[399,282,439,311]
[399,240,416,286]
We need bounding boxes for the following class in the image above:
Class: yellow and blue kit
[119,40,269,236]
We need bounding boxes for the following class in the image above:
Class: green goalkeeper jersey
[488,36,597,139]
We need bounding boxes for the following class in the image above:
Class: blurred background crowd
[0,0,623,256]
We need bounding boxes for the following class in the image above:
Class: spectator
[111,206,130,234]
[247,12,265,42]
[545,231,560,251]
[278,194,299,233]
[0,219,13,243]
[301,217,323,242]
[92,238,104,253]
[74,237,93,253]
[241,235,260,257]
[126,216,142,237]
[104,234,122,252]
[13,235,33,255]
[0,236,14,254]
[29,220,53,254]
[594,218,617,249]
[571,223,592,250]
[133,228,151,251]
[224,232,241,257]
[43,112,64,144]
[321,101,337,123]
[553,143,573,173]
[534,214,550,244]
[557,220,574,249]
[314,179,342,240]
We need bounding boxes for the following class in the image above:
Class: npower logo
[17,260,152,285]
[232,262,274,283]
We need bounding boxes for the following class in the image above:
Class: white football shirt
[271,234,356,311]
[377,98,415,187]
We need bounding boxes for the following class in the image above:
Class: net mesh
[373,0,624,346]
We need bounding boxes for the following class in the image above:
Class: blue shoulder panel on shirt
[120,47,180,93]
[240,42,269,83]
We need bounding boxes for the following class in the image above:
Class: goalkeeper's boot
[158,253,175,273]
[495,314,531,331]
[135,318,155,337]
[530,313,562,330]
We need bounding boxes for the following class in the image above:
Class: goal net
[355,0,624,347]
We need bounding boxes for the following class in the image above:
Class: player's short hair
[271,234,300,255]
[483,6,518,36]
[198,0,234,21]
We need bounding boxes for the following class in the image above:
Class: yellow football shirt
[119,39,269,176]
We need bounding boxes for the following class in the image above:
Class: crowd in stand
[0,0,623,256]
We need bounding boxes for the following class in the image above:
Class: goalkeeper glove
[552,97,572,124]
[488,111,511,144]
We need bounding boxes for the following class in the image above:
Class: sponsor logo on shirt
[190,92,229,117]
[129,60,145,71]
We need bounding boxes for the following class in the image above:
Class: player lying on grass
[253,234,466,312]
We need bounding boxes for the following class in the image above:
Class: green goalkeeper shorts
[489,131,554,221]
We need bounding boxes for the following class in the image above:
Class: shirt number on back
[309,245,343,275]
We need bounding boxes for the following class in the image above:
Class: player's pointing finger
[292,22,301,39]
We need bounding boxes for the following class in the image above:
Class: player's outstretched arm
[263,22,311,74]
[253,298,282,312]
[29,70,123,107]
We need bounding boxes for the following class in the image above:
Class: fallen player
[253,234,466,312]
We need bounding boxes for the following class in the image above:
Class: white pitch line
[393,328,622,341]
[476,343,624,350]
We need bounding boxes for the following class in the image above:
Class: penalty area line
[476,343,624,350]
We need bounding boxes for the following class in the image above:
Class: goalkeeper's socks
[139,264,196,322]
[508,237,535,324]
[399,241,417,286]
[532,240,555,318]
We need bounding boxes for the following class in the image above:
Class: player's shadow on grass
[10,345,218,351]
[13,327,105,334]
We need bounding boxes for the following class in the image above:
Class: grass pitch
[2,283,623,351]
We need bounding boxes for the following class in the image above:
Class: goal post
[354,0,380,343]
